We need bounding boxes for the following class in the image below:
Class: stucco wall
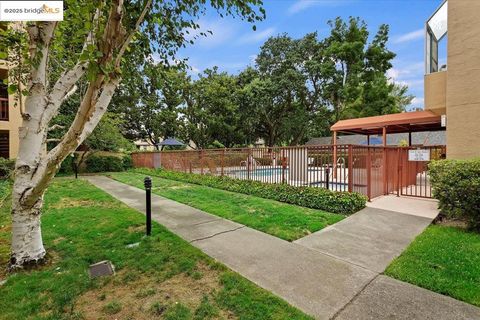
[424,70,447,115]
[0,61,22,159]
[446,0,480,159]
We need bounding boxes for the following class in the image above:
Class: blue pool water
[232,167,284,177]
[231,167,319,177]
[229,167,348,191]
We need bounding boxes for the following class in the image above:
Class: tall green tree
[112,62,188,149]
[322,17,369,122]
[237,74,283,147]
[288,32,331,144]
[239,32,330,146]
[322,17,408,122]
[391,83,414,112]
[183,67,246,148]
[358,24,399,117]
[254,34,305,146]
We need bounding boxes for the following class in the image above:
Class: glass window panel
[427,1,448,40]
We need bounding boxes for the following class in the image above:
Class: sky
[177,0,446,111]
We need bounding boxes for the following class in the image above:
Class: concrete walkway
[366,194,440,219]
[85,176,480,320]
[294,207,432,273]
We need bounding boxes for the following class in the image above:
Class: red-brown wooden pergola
[330,110,445,184]
[330,110,444,146]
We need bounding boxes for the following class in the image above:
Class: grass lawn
[385,224,480,307]
[0,178,312,320]
[109,172,344,241]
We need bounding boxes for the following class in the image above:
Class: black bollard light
[144,176,152,236]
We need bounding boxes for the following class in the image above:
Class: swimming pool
[228,167,348,191]
[230,167,320,177]
[231,167,284,177]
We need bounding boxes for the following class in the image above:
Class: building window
[426,0,448,74]
[0,83,7,121]
[0,130,9,158]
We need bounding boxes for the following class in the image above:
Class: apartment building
[0,36,22,159]
[424,0,480,159]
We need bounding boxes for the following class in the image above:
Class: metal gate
[397,145,446,198]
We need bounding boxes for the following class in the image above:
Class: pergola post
[383,126,387,194]
[333,131,337,179]
[408,131,412,146]
[382,127,387,146]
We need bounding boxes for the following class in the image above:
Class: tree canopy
[110,16,413,148]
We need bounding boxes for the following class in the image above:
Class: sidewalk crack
[330,274,379,320]
[293,243,380,273]
[190,226,245,243]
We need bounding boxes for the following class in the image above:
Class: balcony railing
[0,98,8,121]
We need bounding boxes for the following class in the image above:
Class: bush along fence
[429,159,480,230]
[59,153,133,175]
[133,168,367,215]
[131,144,446,200]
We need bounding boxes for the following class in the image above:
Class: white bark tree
[5,0,263,269]
[10,0,148,268]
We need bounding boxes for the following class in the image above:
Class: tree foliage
[110,17,412,149]
[184,67,246,148]
[111,17,413,149]
[111,61,188,149]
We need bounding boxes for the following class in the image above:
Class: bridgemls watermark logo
[0,1,63,21]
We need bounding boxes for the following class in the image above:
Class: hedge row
[133,168,367,215]
[59,154,133,174]
[86,155,133,173]
[430,159,480,230]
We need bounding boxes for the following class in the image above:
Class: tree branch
[78,79,120,142]
[47,124,65,131]
[39,10,101,130]
[22,77,120,207]
[115,0,152,67]
[24,21,57,121]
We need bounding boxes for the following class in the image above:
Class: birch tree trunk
[10,192,45,266]
[10,21,56,267]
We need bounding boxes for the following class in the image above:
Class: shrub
[86,155,126,173]
[429,159,480,230]
[0,157,15,179]
[58,155,75,175]
[133,168,366,215]
[122,155,133,170]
